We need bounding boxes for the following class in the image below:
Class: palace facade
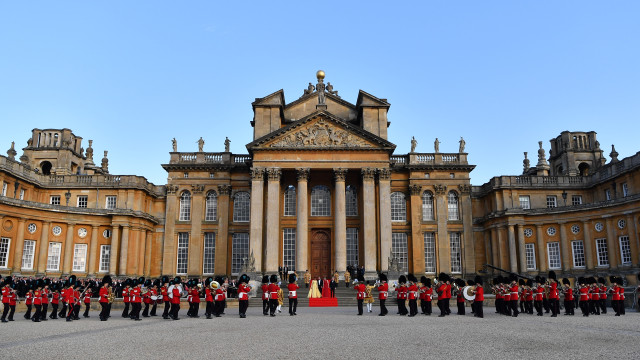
[1,72,638,284]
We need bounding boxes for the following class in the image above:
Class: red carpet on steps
[308,297,338,307]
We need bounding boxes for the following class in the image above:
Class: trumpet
[107,286,115,304]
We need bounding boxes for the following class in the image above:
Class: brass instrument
[107,286,115,304]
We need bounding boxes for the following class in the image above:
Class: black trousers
[474,301,484,318]
[41,304,48,320]
[357,299,363,315]
[170,303,180,319]
[589,300,600,315]
[83,303,90,317]
[564,300,574,315]
[142,303,150,317]
[330,288,335,297]
[2,303,10,320]
[421,299,432,314]
[239,300,248,316]
[99,302,109,319]
[214,300,224,316]
[457,302,465,315]
[131,302,142,319]
[398,299,407,315]
[579,300,589,316]
[150,302,158,316]
[437,299,446,316]
[550,299,559,316]
[73,304,81,318]
[205,301,213,316]
[379,299,387,315]
[534,300,543,315]
[409,299,418,316]
[543,298,550,312]
[7,305,15,320]
[510,300,519,316]
[163,301,170,317]
[289,298,297,315]
[50,303,59,318]
[525,300,534,314]
[58,302,67,317]
[268,299,278,315]
[599,299,607,314]
[122,302,130,317]
[262,299,269,315]
[33,304,42,320]
[24,304,32,319]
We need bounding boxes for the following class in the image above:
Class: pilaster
[296,168,309,274]
[582,220,594,269]
[559,222,571,271]
[87,225,99,276]
[215,184,231,274]
[490,227,499,267]
[109,225,120,276]
[265,168,281,272]
[62,223,75,275]
[604,217,618,269]
[378,168,392,272]
[36,221,51,275]
[434,184,450,273]
[409,184,424,274]
[517,224,526,273]
[118,225,130,276]
[250,168,265,272]
[189,186,205,275]
[334,168,347,273]
[626,214,638,267]
[536,225,547,272]
[507,224,517,273]
[361,168,377,273]
[12,218,26,274]
[162,186,178,275]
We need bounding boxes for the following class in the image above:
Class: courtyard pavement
[0,306,637,359]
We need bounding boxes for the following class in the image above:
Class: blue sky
[1,1,638,185]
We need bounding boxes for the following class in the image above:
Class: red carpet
[308,297,339,307]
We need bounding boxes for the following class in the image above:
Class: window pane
[422,192,434,220]
[519,196,530,210]
[525,243,536,270]
[22,240,35,269]
[177,232,189,274]
[546,196,557,208]
[345,186,358,217]
[283,228,296,270]
[106,196,117,209]
[47,242,61,271]
[571,240,585,268]
[99,245,110,272]
[571,195,582,205]
[203,232,216,273]
[450,232,462,273]
[547,242,561,269]
[73,244,88,272]
[179,191,191,221]
[77,196,88,208]
[311,186,331,216]
[448,192,459,220]
[283,186,296,216]
[391,233,408,272]
[619,236,631,265]
[205,191,218,221]
[233,192,251,222]
[346,228,359,267]
[231,233,249,274]
[424,232,436,273]
[0,238,9,268]
[391,192,406,221]
[596,239,609,266]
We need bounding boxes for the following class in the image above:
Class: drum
[462,286,476,301]
[150,295,158,301]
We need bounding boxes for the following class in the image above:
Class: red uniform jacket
[397,285,407,300]
[41,289,49,304]
[205,288,213,302]
[261,284,269,300]
[599,286,607,300]
[215,288,226,302]
[378,283,389,300]
[170,287,181,304]
[122,288,130,303]
[549,282,559,300]
[423,287,433,302]
[525,289,534,302]
[99,287,109,303]
[84,290,92,304]
[238,284,251,300]
[437,284,446,298]
[25,292,33,305]
[510,285,519,301]
[161,286,169,303]
[286,284,298,299]
[74,289,81,305]
[355,283,366,300]
[189,288,200,303]
[475,286,484,301]
[407,284,418,300]
[456,291,464,303]
[33,290,42,305]
[52,291,60,305]
[8,292,16,306]
[535,287,544,301]
[445,284,452,299]
[268,283,279,300]
[131,287,142,303]
[579,287,589,301]
[564,288,574,301]
[1,287,10,303]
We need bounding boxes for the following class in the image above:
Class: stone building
[0,71,638,285]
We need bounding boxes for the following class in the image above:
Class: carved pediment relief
[268,118,375,149]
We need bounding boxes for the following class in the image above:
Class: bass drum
[462,286,476,301]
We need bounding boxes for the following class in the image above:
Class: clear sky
[1,1,638,186]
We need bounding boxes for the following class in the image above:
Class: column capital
[296,168,310,181]
[67,223,76,228]
[333,168,347,182]
[166,185,179,195]
[361,168,376,180]
[433,184,447,195]
[250,167,264,181]
[457,184,471,194]
[91,224,99,230]
[191,184,205,194]
[378,168,391,180]
[217,184,232,195]
[409,184,422,196]
[266,168,281,181]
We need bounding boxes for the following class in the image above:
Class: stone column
[162,186,178,275]
[490,227,499,267]
[250,168,265,272]
[109,225,120,276]
[265,168,281,273]
[138,229,147,276]
[87,225,99,276]
[507,224,517,273]
[36,221,51,275]
[582,220,594,269]
[296,168,309,274]
[118,225,130,276]
[361,168,377,273]
[460,185,475,274]
[334,168,347,273]
[536,225,547,272]
[12,218,26,273]
[559,222,571,271]
[62,223,75,275]
[605,217,618,269]
[409,184,424,274]
[189,186,205,275]
[215,185,231,274]
[484,231,492,267]
[517,225,527,273]
[497,226,507,270]
[435,186,450,273]
[144,231,153,276]
[626,214,639,267]
[378,168,392,272]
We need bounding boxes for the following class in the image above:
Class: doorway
[310,229,331,279]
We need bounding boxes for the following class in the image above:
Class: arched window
[283,185,296,216]
[179,191,191,221]
[345,185,358,216]
[447,191,459,221]
[422,191,434,221]
[311,185,331,216]
[390,192,407,221]
[233,192,250,222]
[205,191,218,221]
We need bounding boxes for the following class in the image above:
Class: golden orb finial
[316,70,325,80]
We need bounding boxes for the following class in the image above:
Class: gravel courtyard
[1,306,637,359]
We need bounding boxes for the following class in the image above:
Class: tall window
[99,245,110,273]
[73,244,88,272]
[282,228,296,269]
[345,186,358,216]
[283,186,296,216]
[22,240,36,269]
[205,191,218,221]
[622,183,628,197]
[0,238,10,268]
[422,191,434,220]
[605,189,611,201]
[176,232,189,274]
[105,196,117,209]
[47,242,62,271]
[19,189,25,200]
[525,243,536,270]
[203,232,216,274]
[231,233,249,274]
[595,239,609,266]
[391,233,408,272]
[547,242,561,270]
[450,232,462,273]
[546,196,557,208]
[179,191,191,221]
[50,195,61,205]
[448,191,459,220]
[346,228,359,267]
[233,192,250,222]
[571,195,583,205]
[424,232,436,273]
[1,182,6,197]
[77,195,88,208]
[311,186,331,216]
[571,240,585,268]
[519,195,531,210]
[619,236,631,265]
[390,192,407,221]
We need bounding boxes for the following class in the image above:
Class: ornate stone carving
[217,184,232,195]
[224,137,230,152]
[410,137,417,153]
[101,151,109,173]
[433,184,447,195]
[434,138,440,153]
[523,152,530,173]
[361,168,376,180]
[172,138,177,152]
[303,82,315,95]
[610,144,619,163]
[250,167,264,181]
[197,137,205,152]
[459,137,466,153]
[333,168,347,182]
[269,119,372,148]
[266,168,281,181]
[537,141,548,166]
[6,141,17,160]
[326,82,339,97]
[191,184,205,194]
[166,185,179,195]
[409,184,422,196]
[85,140,94,165]
[240,250,257,273]
[388,248,402,272]
[296,168,310,182]
[458,184,471,194]
[378,168,391,181]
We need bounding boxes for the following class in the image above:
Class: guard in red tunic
[598,278,607,314]
[509,277,520,317]
[534,277,544,316]
[58,282,68,318]
[204,277,214,319]
[98,277,111,321]
[377,273,389,316]
[130,281,143,321]
[169,277,182,320]
[214,276,227,317]
[1,279,12,323]
[286,273,298,316]
[267,275,279,317]
[444,277,452,315]
[6,286,17,321]
[577,277,589,316]
[261,275,269,316]
[454,279,466,316]
[524,280,534,314]
[407,274,419,317]
[436,273,449,317]
[121,281,131,318]
[238,274,251,318]
[160,277,171,319]
[610,276,621,316]
[561,278,574,315]
[24,288,34,320]
[471,276,484,318]
[355,275,366,315]
[40,284,50,321]
[186,281,201,318]
[395,275,408,316]
[82,286,93,318]
[419,276,432,315]
[71,284,82,320]
[33,281,43,322]
[547,271,559,317]
[49,285,60,319]
[589,278,600,315]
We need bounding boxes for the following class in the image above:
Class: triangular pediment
[247,111,395,152]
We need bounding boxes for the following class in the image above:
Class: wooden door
[310,229,331,279]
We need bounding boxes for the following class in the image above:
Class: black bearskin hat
[269,274,277,283]
[587,277,596,285]
[262,275,269,284]
[420,276,428,285]
[509,274,518,283]
[454,278,466,287]
[138,277,146,285]
[438,272,450,283]
[205,277,213,287]
[578,277,586,285]
[153,279,161,287]
[144,279,152,287]
[215,276,224,285]
[288,273,296,284]
[240,274,250,284]
[379,273,388,282]
[467,279,475,286]
[598,277,606,285]
[548,270,557,281]
[69,275,77,287]
[424,278,432,287]
[174,276,182,284]
[398,275,407,284]
[474,275,483,286]
[161,275,170,284]
[562,278,570,285]
[408,274,417,283]
[518,278,525,286]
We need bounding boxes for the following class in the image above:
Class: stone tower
[548,131,606,176]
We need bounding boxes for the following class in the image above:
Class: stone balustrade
[391,152,468,166]
[167,152,251,167]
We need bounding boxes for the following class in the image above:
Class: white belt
[239,293,247,300]
[289,291,297,298]
[270,292,278,296]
